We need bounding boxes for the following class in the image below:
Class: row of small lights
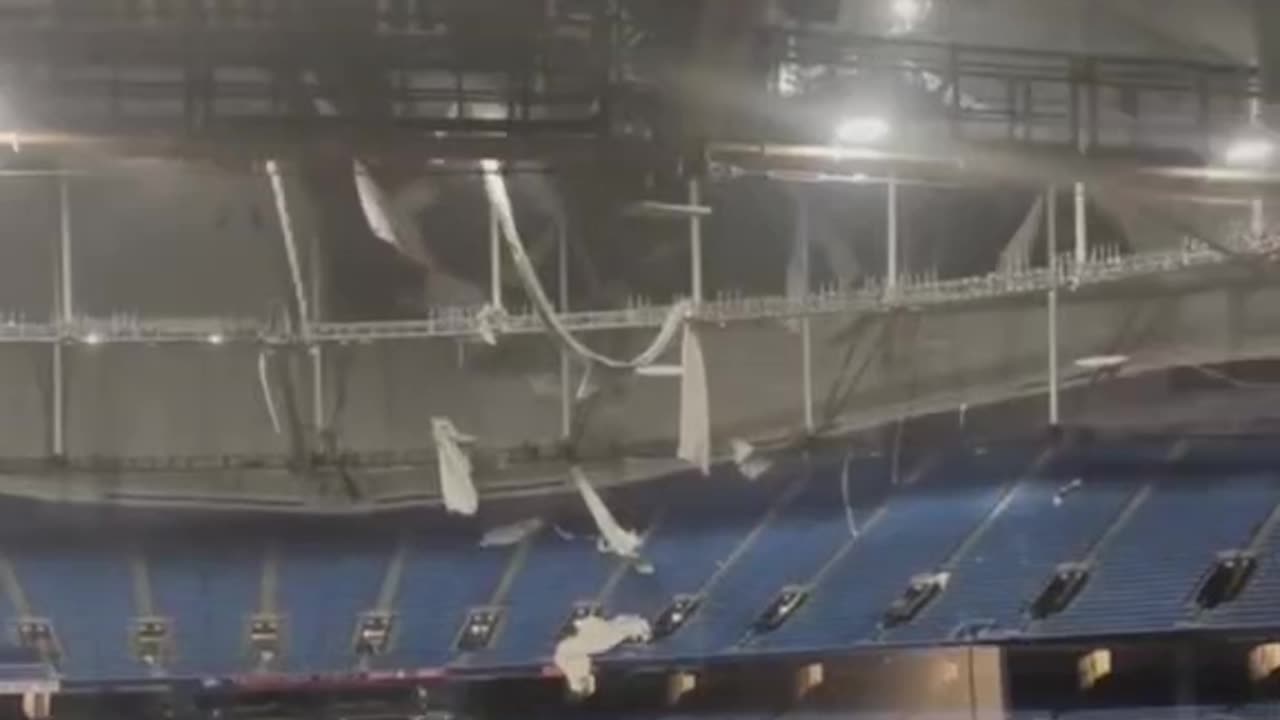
[78,331,226,346]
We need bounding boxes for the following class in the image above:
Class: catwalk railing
[0,234,1269,346]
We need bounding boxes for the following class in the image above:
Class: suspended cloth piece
[481,159,689,370]
[840,449,859,538]
[678,323,711,474]
[474,304,506,345]
[998,195,1045,275]
[354,160,433,267]
[571,466,643,558]
[731,438,772,480]
[432,418,479,516]
[479,518,544,548]
[553,614,651,696]
[256,350,282,435]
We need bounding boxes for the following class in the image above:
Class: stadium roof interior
[2,0,1280,719]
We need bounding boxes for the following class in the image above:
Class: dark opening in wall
[1030,562,1091,620]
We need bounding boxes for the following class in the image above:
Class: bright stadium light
[206,332,225,346]
[1225,135,1276,166]
[892,0,925,25]
[834,116,891,146]
[82,331,103,346]
[1074,354,1129,370]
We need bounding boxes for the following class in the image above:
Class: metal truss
[760,27,1258,156]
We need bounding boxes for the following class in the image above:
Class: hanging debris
[678,324,711,475]
[432,418,479,516]
[256,350,282,435]
[571,467,643,559]
[480,158,690,370]
[553,614,651,697]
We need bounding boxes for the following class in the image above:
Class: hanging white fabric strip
[432,417,479,516]
[998,195,1045,274]
[354,159,400,247]
[480,159,689,370]
[571,466,642,558]
[256,350,282,435]
[677,323,711,474]
[553,614,651,696]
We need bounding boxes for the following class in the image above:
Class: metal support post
[1046,186,1060,426]
[489,204,503,310]
[558,222,572,439]
[689,178,704,304]
[886,177,899,294]
[1252,196,1266,238]
[1073,181,1087,270]
[797,192,814,432]
[309,226,325,437]
[51,177,72,457]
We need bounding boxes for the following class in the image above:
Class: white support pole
[886,177,899,294]
[309,229,324,436]
[797,192,814,432]
[1073,181,1087,270]
[558,222,572,439]
[266,161,324,436]
[51,176,71,457]
[266,161,311,331]
[689,178,704,304]
[489,204,503,310]
[1046,186,1060,426]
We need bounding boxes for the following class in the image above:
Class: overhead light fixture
[635,364,683,378]
[1224,134,1276,166]
[835,116,891,146]
[892,0,925,24]
[206,332,225,346]
[82,331,103,346]
[890,0,929,33]
[1073,354,1129,370]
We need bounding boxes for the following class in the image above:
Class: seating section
[640,458,887,659]
[1038,475,1280,637]
[757,480,1008,653]
[148,532,263,677]
[276,528,394,674]
[11,541,137,680]
[607,464,798,660]
[889,478,1139,642]
[378,528,512,671]
[1,445,1280,684]
[470,522,620,667]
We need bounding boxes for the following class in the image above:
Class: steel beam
[1047,186,1060,426]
